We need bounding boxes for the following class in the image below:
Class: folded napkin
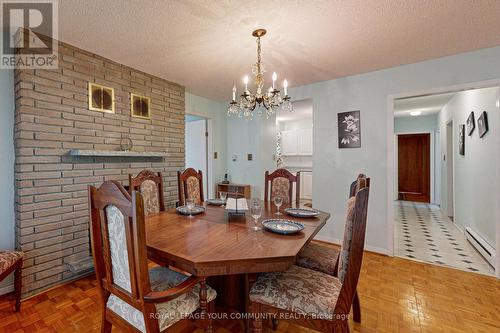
[225,198,249,212]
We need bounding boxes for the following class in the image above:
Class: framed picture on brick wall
[88,82,115,113]
[130,93,151,119]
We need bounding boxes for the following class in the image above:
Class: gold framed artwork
[88,82,115,113]
[130,93,151,119]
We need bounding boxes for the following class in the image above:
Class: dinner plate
[176,205,205,216]
[206,198,225,205]
[261,219,305,235]
[284,207,320,218]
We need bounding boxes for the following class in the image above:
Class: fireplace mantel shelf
[68,149,168,158]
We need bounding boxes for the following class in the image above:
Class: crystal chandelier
[228,29,293,118]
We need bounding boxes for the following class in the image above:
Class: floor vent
[465,227,495,267]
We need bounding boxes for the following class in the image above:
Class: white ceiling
[394,92,455,118]
[276,99,312,122]
[59,0,500,101]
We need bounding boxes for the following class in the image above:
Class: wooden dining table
[145,201,330,331]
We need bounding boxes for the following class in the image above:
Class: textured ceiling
[394,92,455,118]
[59,0,500,101]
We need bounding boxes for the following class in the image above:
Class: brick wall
[14,39,185,296]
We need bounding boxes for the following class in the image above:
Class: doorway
[397,133,431,203]
[445,121,454,220]
[391,87,498,277]
[185,115,209,199]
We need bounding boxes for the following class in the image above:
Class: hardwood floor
[1,244,499,332]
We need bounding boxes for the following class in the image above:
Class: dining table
[145,200,330,331]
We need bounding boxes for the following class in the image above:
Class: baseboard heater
[465,227,496,267]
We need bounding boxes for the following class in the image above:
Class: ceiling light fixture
[227,29,293,119]
[410,110,422,116]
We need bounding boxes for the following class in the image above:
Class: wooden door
[398,133,430,203]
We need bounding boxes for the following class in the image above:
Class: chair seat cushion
[107,267,217,332]
[296,242,339,276]
[0,251,23,275]
[249,265,342,320]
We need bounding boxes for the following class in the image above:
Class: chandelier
[228,29,293,118]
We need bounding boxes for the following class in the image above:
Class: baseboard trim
[0,284,14,296]
[313,235,390,256]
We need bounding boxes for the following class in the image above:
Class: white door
[185,119,208,199]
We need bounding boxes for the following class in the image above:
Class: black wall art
[458,124,465,156]
[466,112,475,136]
[478,111,489,138]
[338,110,361,148]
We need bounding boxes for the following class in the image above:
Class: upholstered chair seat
[108,266,217,332]
[249,265,342,320]
[296,243,339,276]
[0,251,23,275]
[0,250,23,312]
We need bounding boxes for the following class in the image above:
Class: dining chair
[0,250,23,312]
[295,173,369,323]
[177,168,204,206]
[129,169,165,216]
[89,180,216,333]
[249,178,370,333]
[264,168,300,206]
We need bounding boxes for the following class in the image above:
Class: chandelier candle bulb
[232,85,236,101]
[283,79,288,96]
[272,72,277,89]
[244,75,249,92]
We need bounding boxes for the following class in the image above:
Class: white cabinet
[281,130,298,155]
[300,172,313,199]
[297,128,313,155]
[281,128,312,156]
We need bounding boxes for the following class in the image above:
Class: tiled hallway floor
[395,201,494,276]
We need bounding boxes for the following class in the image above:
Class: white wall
[185,119,208,198]
[394,114,441,204]
[185,93,227,198]
[0,69,15,294]
[394,114,438,133]
[227,46,500,254]
[227,114,276,198]
[438,87,499,247]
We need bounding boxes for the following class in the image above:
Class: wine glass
[250,202,262,231]
[273,196,283,216]
[186,198,195,218]
[219,191,227,207]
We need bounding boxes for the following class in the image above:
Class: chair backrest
[349,173,367,198]
[88,181,154,320]
[334,177,370,316]
[177,168,204,206]
[129,170,165,216]
[264,168,300,206]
